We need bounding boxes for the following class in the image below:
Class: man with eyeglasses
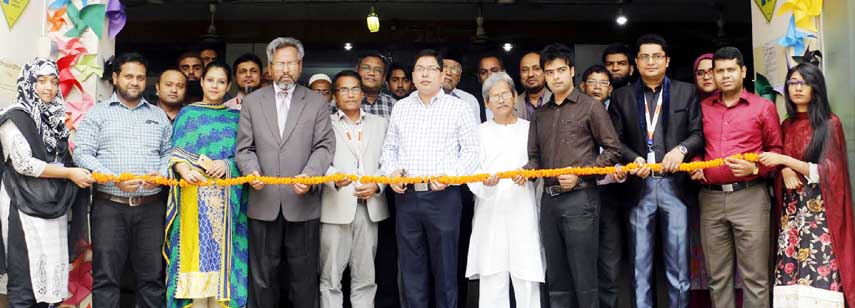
[355,51,397,118]
[236,37,336,308]
[602,43,636,89]
[608,34,704,308]
[691,47,782,308]
[441,50,483,124]
[381,49,480,308]
[513,51,552,121]
[515,43,622,308]
[319,70,390,308]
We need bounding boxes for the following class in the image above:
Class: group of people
[0,32,852,308]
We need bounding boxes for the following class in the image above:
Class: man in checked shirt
[381,49,480,308]
[73,52,172,308]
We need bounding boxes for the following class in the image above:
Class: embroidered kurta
[164,103,248,308]
[465,119,544,282]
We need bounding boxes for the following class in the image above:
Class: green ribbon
[65,3,105,38]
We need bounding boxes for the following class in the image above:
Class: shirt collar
[336,108,365,124]
[547,88,583,106]
[109,93,151,109]
[710,89,751,107]
[273,82,295,95]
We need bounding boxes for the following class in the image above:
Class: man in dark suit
[236,37,336,308]
[609,34,704,308]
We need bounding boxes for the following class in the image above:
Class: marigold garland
[90,153,758,187]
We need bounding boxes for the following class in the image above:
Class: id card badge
[647,151,656,164]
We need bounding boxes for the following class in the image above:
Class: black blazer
[608,78,704,204]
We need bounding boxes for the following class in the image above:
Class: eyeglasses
[314,89,331,95]
[488,91,513,103]
[786,80,808,88]
[336,87,362,95]
[414,65,441,74]
[360,65,385,75]
[445,65,462,75]
[271,61,300,71]
[695,69,713,78]
[585,80,610,87]
[637,54,667,62]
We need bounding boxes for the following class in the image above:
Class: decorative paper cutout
[777,0,822,32]
[1,0,29,29]
[53,36,88,58]
[48,0,86,11]
[73,54,102,81]
[65,92,94,130]
[106,0,126,39]
[57,54,82,97]
[754,73,778,103]
[754,0,778,23]
[65,3,106,38]
[777,16,815,56]
[47,7,66,31]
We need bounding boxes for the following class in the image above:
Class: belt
[703,178,766,192]
[545,180,595,197]
[405,182,431,192]
[95,191,160,206]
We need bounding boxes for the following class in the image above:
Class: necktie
[277,89,289,137]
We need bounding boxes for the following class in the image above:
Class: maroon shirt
[700,90,783,184]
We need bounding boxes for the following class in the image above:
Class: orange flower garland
[90,153,758,187]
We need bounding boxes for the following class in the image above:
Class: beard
[524,83,544,94]
[116,86,141,102]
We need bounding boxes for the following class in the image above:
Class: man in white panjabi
[465,72,544,308]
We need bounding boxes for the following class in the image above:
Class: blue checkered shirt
[73,94,172,197]
[331,92,397,118]
[381,91,480,177]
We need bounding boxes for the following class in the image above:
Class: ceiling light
[366,6,380,33]
[344,43,353,51]
[503,43,513,52]
[616,9,628,26]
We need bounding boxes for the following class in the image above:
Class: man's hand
[629,157,651,179]
[249,171,264,190]
[294,174,310,195]
[354,183,380,199]
[389,169,406,194]
[117,179,143,193]
[483,175,500,187]
[758,152,790,168]
[557,174,579,190]
[661,148,686,173]
[430,175,448,191]
[512,169,527,186]
[725,157,756,177]
[690,169,706,182]
[781,167,802,190]
[334,176,352,188]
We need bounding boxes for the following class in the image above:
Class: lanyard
[343,119,365,175]
[643,89,664,151]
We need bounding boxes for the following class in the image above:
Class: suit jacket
[321,113,390,224]
[236,85,336,222]
[513,89,552,121]
[608,78,704,204]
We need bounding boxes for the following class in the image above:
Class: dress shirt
[381,91,480,177]
[274,82,294,135]
[331,92,396,118]
[73,93,172,197]
[336,109,367,173]
[525,88,622,186]
[524,92,548,120]
[700,90,783,184]
[224,92,245,110]
[449,88,486,124]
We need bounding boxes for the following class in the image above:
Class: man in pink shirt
[224,53,263,110]
[690,47,783,308]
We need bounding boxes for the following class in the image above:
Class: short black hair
[357,50,388,73]
[113,52,148,75]
[712,46,744,67]
[636,34,669,57]
[159,68,187,81]
[232,53,263,76]
[540,43,574,68]
[333,70,362,89]
[387,62,412,81]
[479,52,505,70]
[414,49,444,71]
[201,61,232,84]
[176,51,201,66]
[582,65,611,83]
[602,43,634,65]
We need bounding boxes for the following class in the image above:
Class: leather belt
[95,191,160,206]
[545,180,595,197]
[703,178,766,193]
[406,183,431,192]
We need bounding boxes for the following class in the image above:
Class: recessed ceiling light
[344,43,353,51]
[503,43,513,52]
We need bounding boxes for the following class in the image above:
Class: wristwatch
[677,145,688,155]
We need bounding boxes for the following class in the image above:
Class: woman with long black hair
[758,63,855,307]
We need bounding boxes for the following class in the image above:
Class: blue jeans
[630,177,689,308]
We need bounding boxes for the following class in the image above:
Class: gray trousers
[320,205,380,308]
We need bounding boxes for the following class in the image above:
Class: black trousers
[248,215,320,308]
[395,186,462,308]
[6,209,49,308]
[375,187,401,308]
[90,197,165,308]
[597,185,624,308]
[540,188,600,308]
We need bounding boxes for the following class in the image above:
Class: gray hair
[266,37,305,62]
[481,71,515,100]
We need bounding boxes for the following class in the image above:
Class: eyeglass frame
[487,91,514,103]
[637,53,667,63]
[336,86,363,95]
[271,60,301,71]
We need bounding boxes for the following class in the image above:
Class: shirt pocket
[560,118,587,143]
[138,117,164,154]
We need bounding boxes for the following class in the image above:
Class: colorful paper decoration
[73,54,102,81]
[777,15,815,56]
[1,0,29,29]
[54,36,88,57]
[48,0,86,11]
[57,54,83,97]
[106,0,126,39]
[65,92,94,130]
[754,73,778,103]
[65,3,106,38]
[754,0,778,23]
[777,0,822,32]
[47,6,66,31]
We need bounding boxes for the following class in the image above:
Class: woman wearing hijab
[758,63,855,307]
[0,57,94,307]
[693,53,716,101]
